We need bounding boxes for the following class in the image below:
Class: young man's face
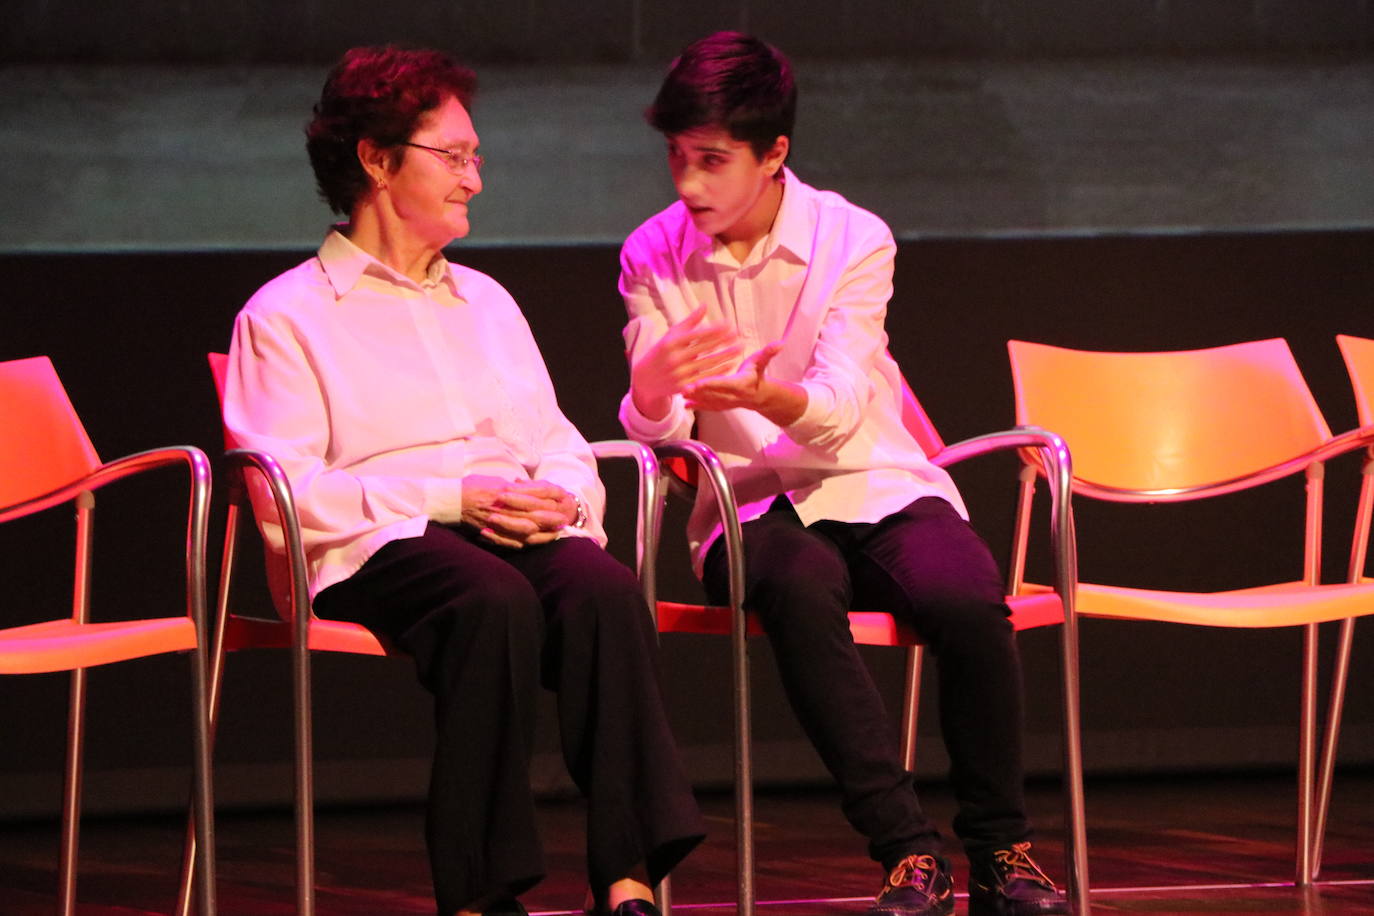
[665,127,788,244]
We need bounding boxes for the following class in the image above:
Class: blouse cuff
[422,477,465,523]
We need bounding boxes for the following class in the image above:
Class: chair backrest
[1007,338,1332,495]
[206,352,239,450]
[208,351,297,618]
[897,370,946,458]
[207,352,228,402]
[0,356,102,508]
[1336,334,1374,427]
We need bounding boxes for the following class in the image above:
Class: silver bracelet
[568,491,588,529]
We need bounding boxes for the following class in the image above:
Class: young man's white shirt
[618,167,966,575]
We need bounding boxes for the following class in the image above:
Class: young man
[617,32,1068,916]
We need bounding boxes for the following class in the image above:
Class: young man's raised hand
[630,304,744,420]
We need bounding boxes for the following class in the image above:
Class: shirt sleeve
[223,308,442,556]
[617,240,697,444]
[784,218,896,452]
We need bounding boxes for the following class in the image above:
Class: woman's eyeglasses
[402,142,484,174]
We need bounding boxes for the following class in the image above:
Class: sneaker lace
[884,854,942,894]
[992,842,1057,891]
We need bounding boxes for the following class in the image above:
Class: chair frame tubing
[1295,462,1324,886]
[1041,436,1364,888]
[956,427,1088,914]
[179,448,308,915]
[651,440,754,916]
[58,491,95,915]
[655,426,1089,915]
[590,440,674,915]
[11,447,219,916]
[184,442,673,916]
[1310,452,1374,876]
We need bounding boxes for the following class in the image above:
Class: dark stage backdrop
[1,228,1372,816]
[6,0,1370,63]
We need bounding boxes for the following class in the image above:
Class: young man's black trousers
[703,495,1029,868]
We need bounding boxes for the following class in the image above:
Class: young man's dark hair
[646,31,796,162]
[305,45,477,216]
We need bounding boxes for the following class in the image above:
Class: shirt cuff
[782,380,832,441]
[618,389,686,443]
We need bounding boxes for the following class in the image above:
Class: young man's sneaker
[967,842,1068,915]
[867,853,954,915]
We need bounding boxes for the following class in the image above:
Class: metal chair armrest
[0,445,212,630]
[590,439,662,607]
[934,425,1077,612]
[1319,423,1374,465]
[0,445,210,525]
[1061,423,1374,504]
[650,439,746,616]
[223,448,312,647]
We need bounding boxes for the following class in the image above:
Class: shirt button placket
[733,274,757,345]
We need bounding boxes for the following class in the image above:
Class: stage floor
[0,769,1370,914]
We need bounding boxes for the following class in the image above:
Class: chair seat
[224,615,389,655]
[0,617,198,673]
[1019,579,1374,627]
[658,591,1065,646]
[656,602,766,638]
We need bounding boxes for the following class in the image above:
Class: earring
[376,178,387,191]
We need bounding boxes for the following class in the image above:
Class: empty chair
[1007,337,1374,886]
[1316,333,1374,875]
[0,355,216,915]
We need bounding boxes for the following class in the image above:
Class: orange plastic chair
[0,355,216,916]
[647,369,1088,916]
[1007,337,1374,887]
[1319,333,1374,875]
[182,354,671,916]
[175,352,390,916]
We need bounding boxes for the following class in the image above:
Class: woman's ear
[357,138,391,189]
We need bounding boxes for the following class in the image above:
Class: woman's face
[383,95,483,248]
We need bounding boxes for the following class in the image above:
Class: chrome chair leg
[1311,616,1356,877]
[58,666,88,916]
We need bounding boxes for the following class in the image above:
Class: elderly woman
[222,45,704,916]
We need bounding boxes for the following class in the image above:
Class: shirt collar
[318,227,458,299]
[769,167,813,263]
[676,166,811,268]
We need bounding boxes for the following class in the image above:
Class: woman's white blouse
[225,230,606,598]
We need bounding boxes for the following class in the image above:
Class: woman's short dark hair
[306,45,477,216]
[647,31,795,161]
